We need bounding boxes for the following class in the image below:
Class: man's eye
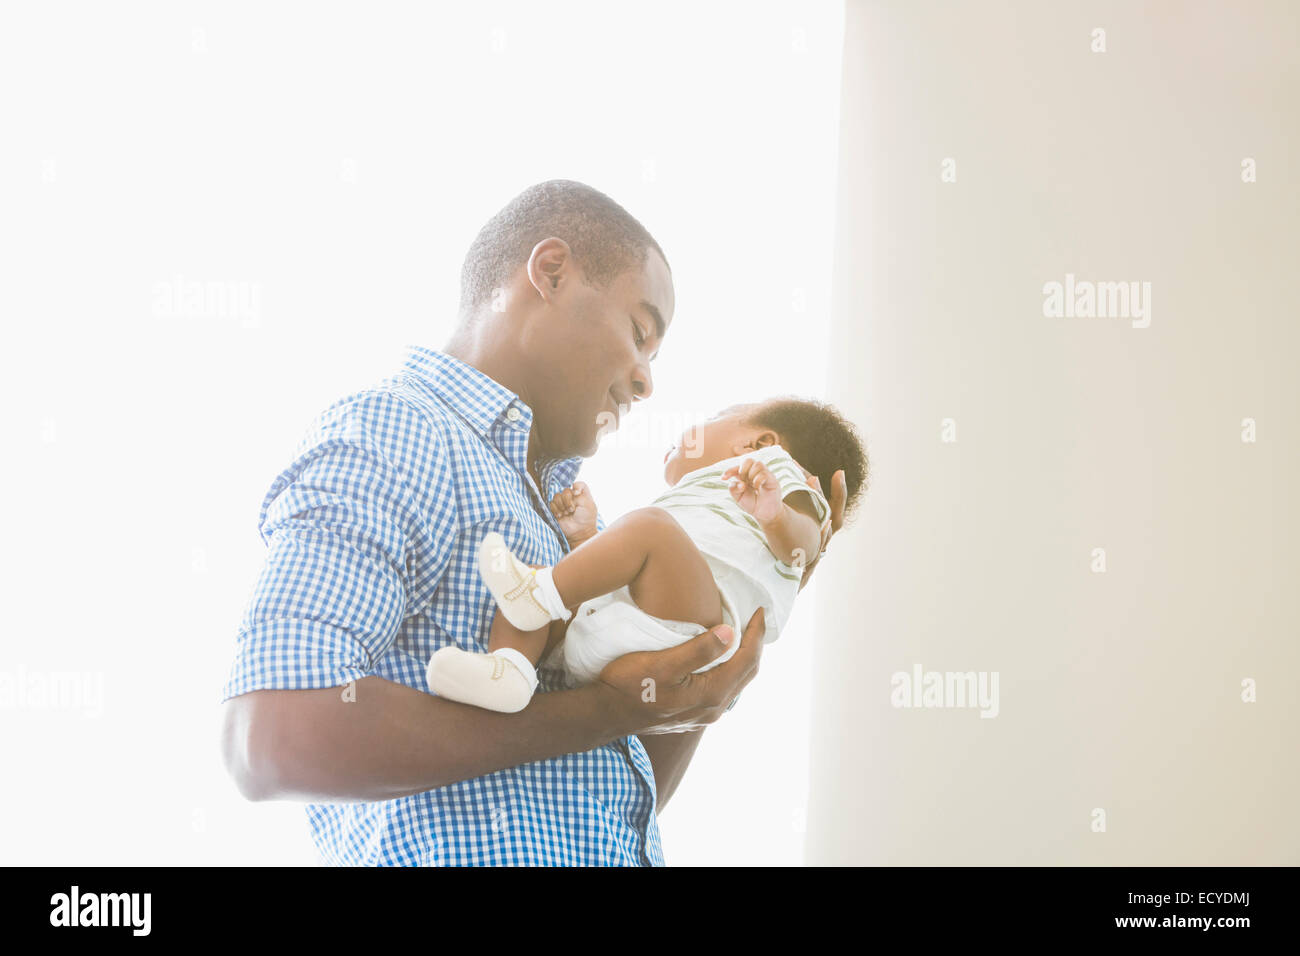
[630,319,645,347]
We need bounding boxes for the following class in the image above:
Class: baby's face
[663,403,772,485]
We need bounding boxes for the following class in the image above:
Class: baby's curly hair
[745,397,869,521]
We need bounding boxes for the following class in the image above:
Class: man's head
[452,180,674,462]
[664,398,869,520]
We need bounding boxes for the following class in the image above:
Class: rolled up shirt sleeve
[222,397,450,700]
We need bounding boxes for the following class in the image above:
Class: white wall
[808,0,1300,864]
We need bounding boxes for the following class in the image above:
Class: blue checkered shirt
[222,345,665,866]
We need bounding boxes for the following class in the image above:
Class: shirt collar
[403,345,522,435]
[401,344,583,490]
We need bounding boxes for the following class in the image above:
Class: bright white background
[0,2,843,865]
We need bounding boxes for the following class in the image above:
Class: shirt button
[505,407,522,423]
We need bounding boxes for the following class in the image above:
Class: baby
[426,396,867,713]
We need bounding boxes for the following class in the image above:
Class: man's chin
[555,431,601,461]
[588,420,620,454]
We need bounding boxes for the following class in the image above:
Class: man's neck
[443,333,529,402]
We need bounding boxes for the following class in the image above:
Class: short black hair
[459,180,669,316]
[746,397,869,520]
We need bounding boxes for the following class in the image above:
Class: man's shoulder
[299,373,466,459]
[279,375,474,512]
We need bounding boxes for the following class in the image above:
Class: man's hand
[593,607,767,736]
[549,482,599,546]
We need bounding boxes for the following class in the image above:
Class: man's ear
[526,237,574,302]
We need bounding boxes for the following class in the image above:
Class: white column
[808,0,1300,864]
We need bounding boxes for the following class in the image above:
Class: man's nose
[631,361,654,402]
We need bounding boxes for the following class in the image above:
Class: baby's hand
[549,482,599,545]
[723,457,783,524]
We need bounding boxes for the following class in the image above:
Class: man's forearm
[223,675,635,804]
[636,729,705,812]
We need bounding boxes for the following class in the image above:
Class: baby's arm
[767,492,825,570]
[723,458,823,569]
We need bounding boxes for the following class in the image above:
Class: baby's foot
[426,646,538,713]
[477,532,569,631]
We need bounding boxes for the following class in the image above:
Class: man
[219,180,845,865]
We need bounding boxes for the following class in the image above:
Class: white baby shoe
[477,531,569,631]
[426,645,538,713]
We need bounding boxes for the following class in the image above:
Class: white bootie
[477,532,570,631]
[426,645,538,713]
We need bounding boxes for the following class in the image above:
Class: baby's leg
[427,563,554,713]
[438,511,722,712]
[552,506,723,628]
[486,611,553,665]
